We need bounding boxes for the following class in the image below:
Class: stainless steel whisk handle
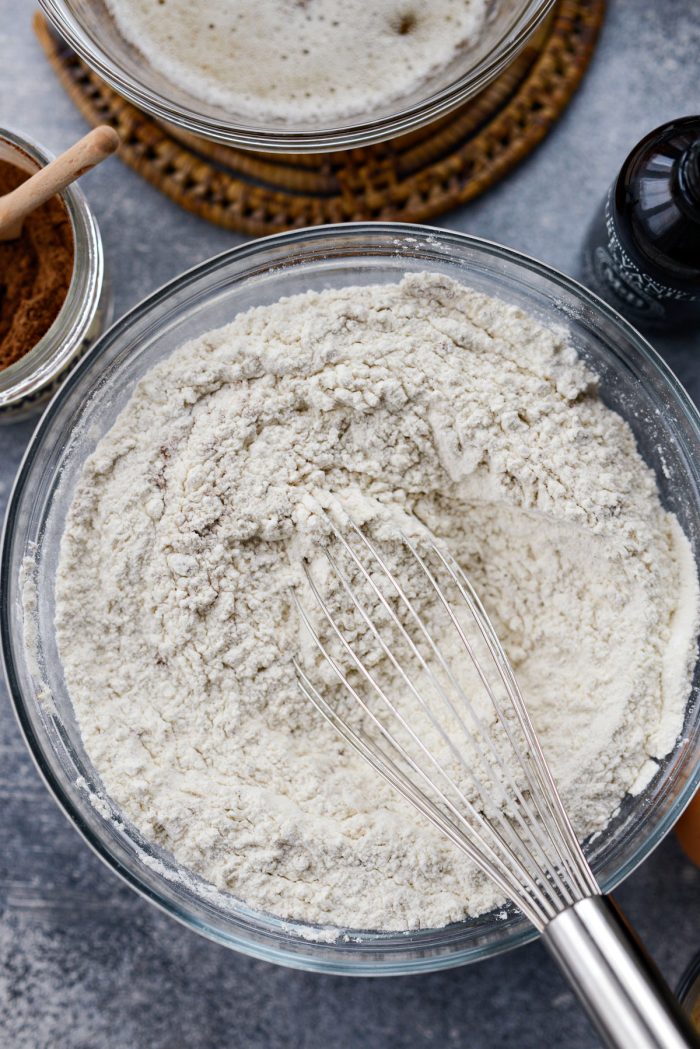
[544,896,699,1049]
[296,520,697,1046]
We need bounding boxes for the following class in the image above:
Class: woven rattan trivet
[35,2,604,236]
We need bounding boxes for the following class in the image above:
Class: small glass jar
[0,127,112,420]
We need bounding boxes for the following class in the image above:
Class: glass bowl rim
[3,222,700,975]
[37,0,556,152]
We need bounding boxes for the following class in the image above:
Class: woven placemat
[35,2,604,236]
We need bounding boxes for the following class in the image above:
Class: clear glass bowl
[0,128,111,420]
[38,0,554,152]
[2,224,700,975]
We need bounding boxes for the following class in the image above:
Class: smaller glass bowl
[38,0,555,152]
[0,128,110,421]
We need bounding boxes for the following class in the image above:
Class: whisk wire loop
[295,566,554,924]
[327,523,576,914]
[401,533,588,906]
[293,513,599,931]
[351,523,579,911]
[293,657,540,921]
[430,541,598,900]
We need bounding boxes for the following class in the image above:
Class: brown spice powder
[0,159,74,371]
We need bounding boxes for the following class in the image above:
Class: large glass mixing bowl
[38,0,554,151]
[2,224,700,975]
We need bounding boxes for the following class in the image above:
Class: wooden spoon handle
[0,125,119,238]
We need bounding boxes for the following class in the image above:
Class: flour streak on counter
[54,274,698,932]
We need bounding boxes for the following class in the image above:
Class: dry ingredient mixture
[0,160,73,371]
[54,274,699,932]
[104,0,489,123]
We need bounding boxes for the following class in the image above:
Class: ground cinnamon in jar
[0,158,74,371]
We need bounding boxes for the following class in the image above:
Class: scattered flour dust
[53,273,699,933]
[103,0,489,123]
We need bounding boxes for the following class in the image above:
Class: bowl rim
[37,0,556,152]
[3,222,700,975]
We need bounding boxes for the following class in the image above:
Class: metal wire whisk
[293,512,698,1049]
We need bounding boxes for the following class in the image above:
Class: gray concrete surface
[1,2,699,1047]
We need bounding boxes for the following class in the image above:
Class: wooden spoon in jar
[0,125,119,241]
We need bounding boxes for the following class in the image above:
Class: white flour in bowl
[104,0,489,123]
[54,273,699,931]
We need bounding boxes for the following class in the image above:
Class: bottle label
[591,189,698,321]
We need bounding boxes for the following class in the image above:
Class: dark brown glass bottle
[583,116,700,330]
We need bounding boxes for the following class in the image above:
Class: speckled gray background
[1,2,700,1047]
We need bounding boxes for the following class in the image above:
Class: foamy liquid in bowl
[104,0,490,124]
